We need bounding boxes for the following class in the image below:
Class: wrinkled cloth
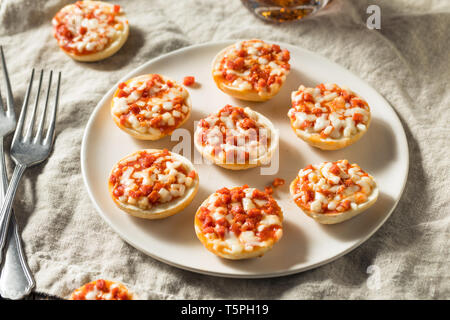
[0,0,448,299]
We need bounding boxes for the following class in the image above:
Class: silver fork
[0,46,34,299]
[0,68,61,277]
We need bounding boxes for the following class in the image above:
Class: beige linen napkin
[0,0,448,299]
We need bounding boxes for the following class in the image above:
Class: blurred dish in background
[241,0,331,22]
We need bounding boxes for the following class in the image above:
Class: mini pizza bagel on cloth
[111,74,192,140]
[195,185,283,260]
[288,83,371,150]
[290,160,378,224]
[194,104,278,170]
[108,149,199,219]
[52,1,129,61]
[212,39,291,101]
[70,279,134,300]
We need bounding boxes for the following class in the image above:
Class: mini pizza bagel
[288,83,371,150]
[194,104,278,170]
[212,39,291,101]
[70,279,133,300]
[111,74,192,140]
[195,185,283,260]
[108,149,199,219]
[52,1,129,62]
[290,160,378,224]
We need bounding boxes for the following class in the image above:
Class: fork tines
[13,69,61,146]
[0,46,15,119]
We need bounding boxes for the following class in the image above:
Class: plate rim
[80,40,409,278]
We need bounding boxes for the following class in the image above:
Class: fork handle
[0,140,34,299]
[0,163,26,266]
[0,214,35,299]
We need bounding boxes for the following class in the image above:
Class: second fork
[0,69,60,262]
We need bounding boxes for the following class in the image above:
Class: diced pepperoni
[303,92,314,102]
[216,225,226,238]
[216,218,228,227]
[257,78,267,89]
[271,44,281,53]
[203,216,214,228]
[117,89,128,98]
[240,118,257,130]
[183,76,195,86]
[253,189,268,199]
[225,73,237,82]
[353,113,364,123]
[265,186,273,195]
[188,171,196,179]
[237,49,247,57]
[203,226,214,234]
[281,49,290,62]
[113,186,124,197]
[329,164,340,175]
[139,185,153,196]
[233,214,247,224]
[148,190,159,203]
[95,279,106,291]
[231,222,241,235]
[247,208,261,218]
[130,104,140,114]
[272,178,285,187]
[259,225,279,241]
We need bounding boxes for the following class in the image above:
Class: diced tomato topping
[113,4,121,13]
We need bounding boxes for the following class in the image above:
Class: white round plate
[81,41,408,278]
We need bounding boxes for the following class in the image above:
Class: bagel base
[108,149,199,219]
[194,107,279,170]
[211,40,290,102]
[111,75,192,140]
[194,186,283,260]
[291,114,371,151]
[290,178,378,224]
[55,1,129,62]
